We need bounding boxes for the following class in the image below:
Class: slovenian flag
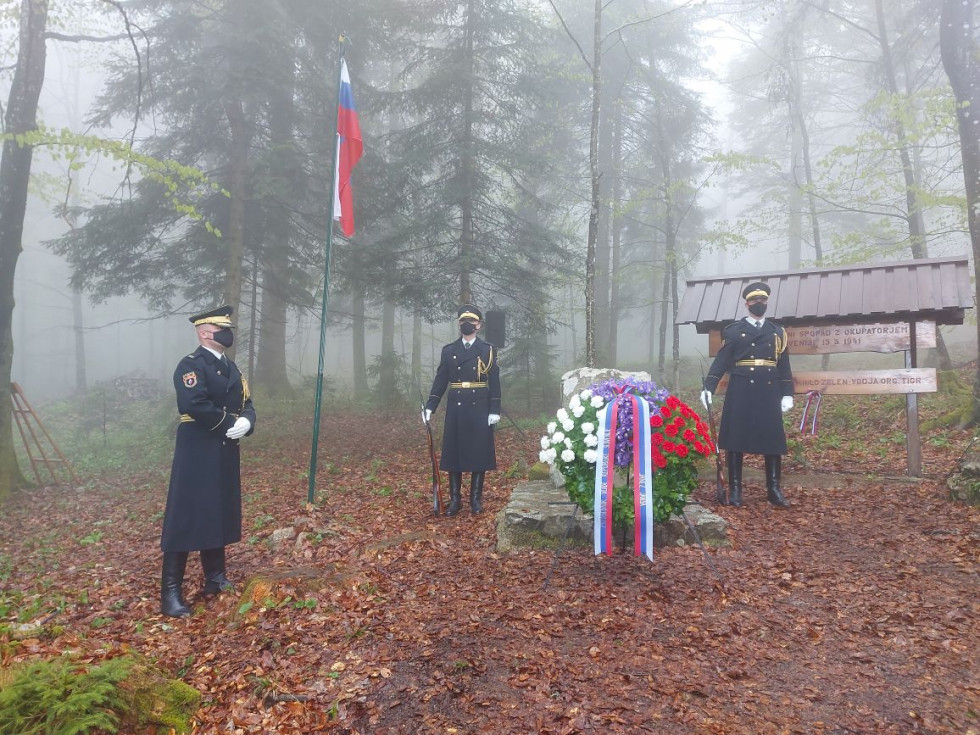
[333,58,363,237]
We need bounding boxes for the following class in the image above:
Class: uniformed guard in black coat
[701,282,794,507]
[423,305,501,516]
[159,305,256,617]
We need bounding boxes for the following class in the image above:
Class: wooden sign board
[712,368,937,396]
[708,321,936,356]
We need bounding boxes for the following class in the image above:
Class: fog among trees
[1,0,977,497]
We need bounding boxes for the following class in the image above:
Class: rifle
[418,388,443,515]
[701,366,727,505]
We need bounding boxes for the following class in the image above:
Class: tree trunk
[72,288,86,395]
[656,110,675,376]
[458,0,476,305]
[411,311,421,390]
[872,0,927,259]
[255,261,291,396]
[533,328,552,412]
[352,290,368,398]
[584,0,601,368]
[873,0,954,369]
[647,235,662,365]
[379,291,397,408]
[657,250,671,375]
[788,132,803,268]
[939,0,980,422]
[608,98,623,367]
[254,48,296,396]
[0,0,48,501]
[222,99,248,349]
[594,86,614,365]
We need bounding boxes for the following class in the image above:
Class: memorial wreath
[540,377,715,553]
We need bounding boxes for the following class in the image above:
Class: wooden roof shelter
[677,256,972,332]
[677,255,973,478]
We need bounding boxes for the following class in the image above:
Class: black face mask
[748,302,767,317]
[459,321,477,336]
[212,328,234,348]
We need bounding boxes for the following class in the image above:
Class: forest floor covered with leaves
[0,389,978,734]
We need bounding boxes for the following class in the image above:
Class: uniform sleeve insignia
[182,371,198,388]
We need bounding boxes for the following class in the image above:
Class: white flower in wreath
[540,435,550,450]
[561,418,575,432]
[581,422,595,434]
[569,394,582,409]
[583,448,598,464]
[571,404,585,418]
[547,421,557,434]
[560,448,575,463]
[564,438,573,449]
[552,431,566,444]
[539,449,553,464]
[590,395,605,408]
[580,388,593,400]
[556,408,569,422]
[583,434,598,448]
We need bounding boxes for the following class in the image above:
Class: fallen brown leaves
[0,410,977,734]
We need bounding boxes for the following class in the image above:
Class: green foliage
[0,656,132,734]
[527,462,551,480]
[363,458,384,484]
[17,387,174,481]
[3,127,222,234]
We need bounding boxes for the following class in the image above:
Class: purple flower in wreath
[591,378,669,467]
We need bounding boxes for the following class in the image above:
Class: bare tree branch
[546,0,592,71]
[101,0,150,188]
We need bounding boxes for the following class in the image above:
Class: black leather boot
[727,451,744,507]
[161,552,191,618]
[765,455,790,507]
[201,547,235,596]
[470,472,485,514]
[445,472,463,516]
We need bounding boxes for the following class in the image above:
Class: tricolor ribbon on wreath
[593,392,655,561]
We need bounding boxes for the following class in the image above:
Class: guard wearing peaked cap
[159,305,256,617]
[701,281,794,508]
[423,304,502,516]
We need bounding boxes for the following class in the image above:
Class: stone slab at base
[496,480,730,553]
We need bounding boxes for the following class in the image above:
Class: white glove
[226,416,251,439]
[488,414,500,426]
[700,390,712,409]
[421,408,432,424]
[781,396,794,413]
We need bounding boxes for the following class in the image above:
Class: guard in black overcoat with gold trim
[159,305,256,617]
[423,305,501,516]
[701,282,794,507]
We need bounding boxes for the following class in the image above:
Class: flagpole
[308,37,347,504]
